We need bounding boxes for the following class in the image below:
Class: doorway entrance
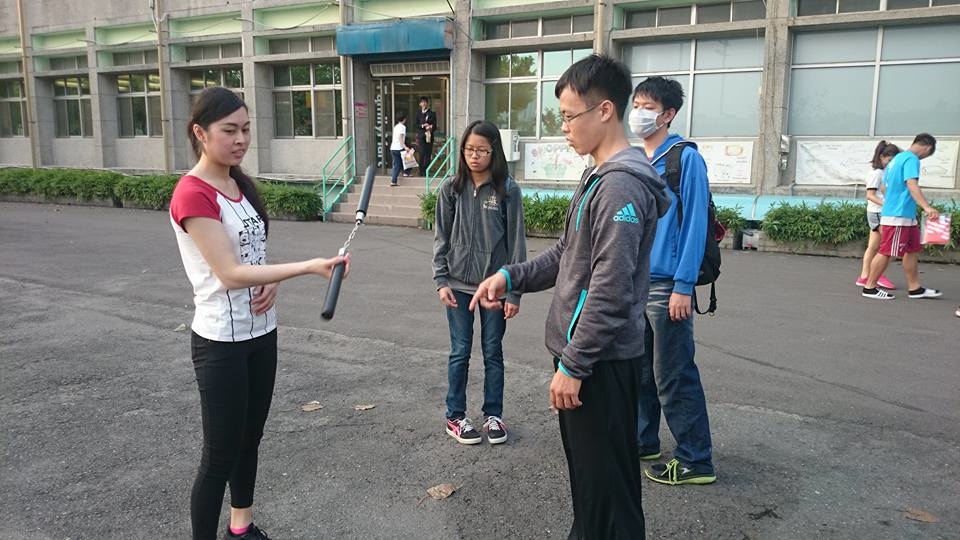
[373,75,448,176]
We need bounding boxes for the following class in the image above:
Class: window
[113,50,157,66]
[484,48,592,138]
[627,2,766,29]
[624,36,764,137]
[49,55,88,71]
[272,63,343,138]
[797,0,949,14]
[0,61,22,75]
[268,36,334,55]
[788,24,960,136]
[484,14,594,39]
[185,42,242,61]
[117,73,162,137]
[190,68,243,91]
[53,77,92,137]
[0,80,28,137]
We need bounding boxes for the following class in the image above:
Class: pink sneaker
[855,276,868,287]
[877,275,896,290]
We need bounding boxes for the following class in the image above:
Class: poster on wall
[795,140,958,188]
[695,140,753,184]
[524,142,591,181]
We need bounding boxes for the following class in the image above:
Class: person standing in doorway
[629,76,717,486]
[433,120,526,446]
[472,54,669,539]
[389,112,411,187]
[416,96,436,176]
[862,133,942,300]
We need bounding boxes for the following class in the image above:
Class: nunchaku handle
[354,165,376,224]
[321,165,376,321]
[321,249,346,320]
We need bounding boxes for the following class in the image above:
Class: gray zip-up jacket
[433,176,526,305]
[502,147,669,378]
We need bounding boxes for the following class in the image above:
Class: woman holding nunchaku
[169,87,365,540]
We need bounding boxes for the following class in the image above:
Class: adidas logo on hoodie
[613,203,639,224]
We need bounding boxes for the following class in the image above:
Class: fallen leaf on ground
[354,404,376,411]
[173,323,187,332]
[903,508,939,523]
[300,401,323,412]
[426,483,456,500]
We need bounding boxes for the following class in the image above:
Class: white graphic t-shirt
[169,175,277,342]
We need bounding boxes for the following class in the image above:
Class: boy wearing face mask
[629,76,717,486]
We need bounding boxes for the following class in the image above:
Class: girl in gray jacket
[432,120,527,445]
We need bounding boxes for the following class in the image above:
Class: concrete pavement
[1,202,958,539]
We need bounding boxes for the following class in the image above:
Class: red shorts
[879,225,922,258]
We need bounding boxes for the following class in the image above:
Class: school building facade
[1,0,958,208]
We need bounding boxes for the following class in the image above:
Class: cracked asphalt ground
[1,202,958,539]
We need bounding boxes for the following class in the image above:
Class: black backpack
[662,142,723,315]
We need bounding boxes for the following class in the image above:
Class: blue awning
[336,18,453,56]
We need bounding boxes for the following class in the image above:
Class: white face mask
[629,108,662,139]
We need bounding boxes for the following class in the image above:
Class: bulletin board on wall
[522,140,755,184]
[695,140,754,184]
[795,140,959,189]
[523,142,591,182]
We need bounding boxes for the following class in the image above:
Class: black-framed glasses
[463,146,493,157]
[561,102,601,125]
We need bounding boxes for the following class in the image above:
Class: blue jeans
[390,149,402,185]
[445,289,506,420]
[637,280,714,472]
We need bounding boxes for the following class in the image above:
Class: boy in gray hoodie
[472,55,669,539]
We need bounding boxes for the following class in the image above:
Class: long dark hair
[450,120,508,199]
[870,140,900,170]
[187,87,269,235]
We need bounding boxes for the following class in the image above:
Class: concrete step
[339,189,422,205]
[327,211,422,228]
[332,202,422,219]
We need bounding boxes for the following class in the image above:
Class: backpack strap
[662,141,691,227]
[692,283,717,315]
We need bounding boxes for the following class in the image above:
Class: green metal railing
[319,135,356,218]
[424,136,456,194]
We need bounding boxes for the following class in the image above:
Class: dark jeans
[190,330,277,540]
[418,138,433,175]
[390,149,403,185]
[637,280,714,471]
[558,357,645,539]
[445,289,506,419]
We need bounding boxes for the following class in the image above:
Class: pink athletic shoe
[855,276,868,287]
[877,275,896,290]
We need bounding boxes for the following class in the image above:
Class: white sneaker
[863,288,895,300]
[908,288,942,299]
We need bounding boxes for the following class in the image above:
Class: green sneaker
[638,450,661,461]
[645,458,716,485]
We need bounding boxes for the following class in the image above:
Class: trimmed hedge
[761,202,868,246]
[0,168,324,220]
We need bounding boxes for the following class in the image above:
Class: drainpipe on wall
[151,0,171,173]
[594,1,607,56]
[16,0,38,168]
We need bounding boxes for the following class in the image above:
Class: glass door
[373,75,448,175]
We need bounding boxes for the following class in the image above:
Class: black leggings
[191,330,277,540]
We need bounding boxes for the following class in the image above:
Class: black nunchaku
[321,165,376,320]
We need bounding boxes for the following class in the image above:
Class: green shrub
[715,205,746,234]
[0,168,123,201]
[762,202,869,246]
[0,168,36,194]
[114,174,178,209]
[419,192,438,227]
[522,194,570,233]
[260,182,323,220]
